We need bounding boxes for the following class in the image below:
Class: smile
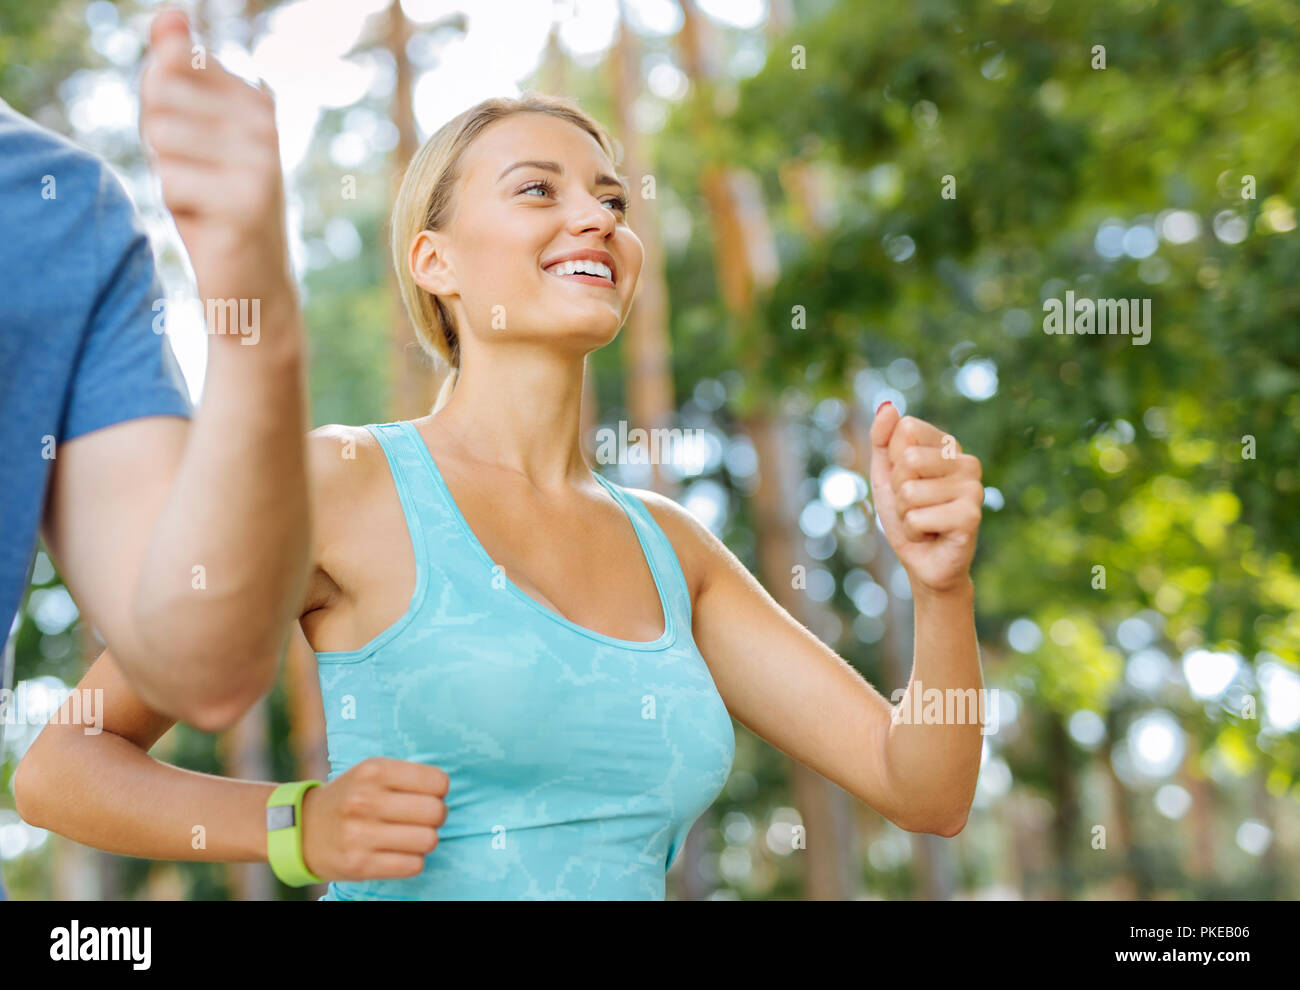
[541,258,616,288]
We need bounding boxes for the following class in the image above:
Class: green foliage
[650,0,1300,896]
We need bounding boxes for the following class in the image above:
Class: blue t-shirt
[0,102,192,897]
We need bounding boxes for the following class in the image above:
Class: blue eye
[518,179,557,198]
[517,178,629,216]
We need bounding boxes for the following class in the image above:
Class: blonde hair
[391,91,620,413]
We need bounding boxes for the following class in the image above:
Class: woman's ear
[410,229,457,297]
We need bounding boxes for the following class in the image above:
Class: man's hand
[139,8,297,337]
[868,401,983,595]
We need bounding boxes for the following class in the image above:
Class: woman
[15,92,987,900]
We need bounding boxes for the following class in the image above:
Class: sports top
[315,420,735,900]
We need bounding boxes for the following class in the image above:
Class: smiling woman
[16,87,984,903]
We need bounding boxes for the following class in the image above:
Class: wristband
[267,780,323,887]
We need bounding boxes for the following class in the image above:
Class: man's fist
[139,9,297,338]
[868,401,983,595]
[300,757,449,883]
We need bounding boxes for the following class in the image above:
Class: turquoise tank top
[314,421,735,900]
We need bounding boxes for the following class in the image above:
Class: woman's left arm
[646,402,984,836]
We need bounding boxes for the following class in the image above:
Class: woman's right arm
[14,638,286,865]
[13,629,448,879]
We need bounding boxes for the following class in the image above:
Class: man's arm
[40,11,311,732]
[43,380,308,733]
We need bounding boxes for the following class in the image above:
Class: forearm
[882,577,983,832]
[128,301,311,726]
[19,730,273,864]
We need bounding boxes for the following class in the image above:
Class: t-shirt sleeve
[60,163,192,443]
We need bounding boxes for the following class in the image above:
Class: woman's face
[413,112,644,354]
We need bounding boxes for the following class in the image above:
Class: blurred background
[2,0,1298,900]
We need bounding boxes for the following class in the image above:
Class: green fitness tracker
[267,780,323,887]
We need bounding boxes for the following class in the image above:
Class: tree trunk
[1045,711,1081,898]
[538,19,567,96]
[610,2,678,497]
[746,411,858,900]
[1102,707,1141,898]
[386,0,435,421]
[1180,758,1216,891]
[218,698,275,900]
[145,863,187,900]
[1252,767,1282,899]
[52,837,100,899]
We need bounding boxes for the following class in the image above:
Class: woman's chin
[532,311,625,344]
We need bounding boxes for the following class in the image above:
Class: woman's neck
[420,347,593,491]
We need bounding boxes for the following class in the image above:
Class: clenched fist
[300,757,449,882]
[139,9,298,340]
[868,401,983,595]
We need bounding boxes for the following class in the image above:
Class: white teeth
[547,258,613,281]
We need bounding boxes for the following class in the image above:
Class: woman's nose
[568,198,616,236]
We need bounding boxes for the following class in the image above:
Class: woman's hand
[300,757,449,882]
[868,401,983,596]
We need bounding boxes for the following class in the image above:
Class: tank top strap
[591,472,696,631]
[362,422,436,579]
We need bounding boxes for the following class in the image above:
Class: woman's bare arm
[633,404,985,837]
[13,640,284,863]
[14,620,444,881]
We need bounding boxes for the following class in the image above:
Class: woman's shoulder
[301,425,404,611]
[304,424,399,531]
[308,421,381,455]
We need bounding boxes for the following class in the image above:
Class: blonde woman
[16,92,987,900]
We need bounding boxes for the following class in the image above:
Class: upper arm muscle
[41,416,188,664]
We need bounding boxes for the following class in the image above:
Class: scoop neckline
[398,420,676,651]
